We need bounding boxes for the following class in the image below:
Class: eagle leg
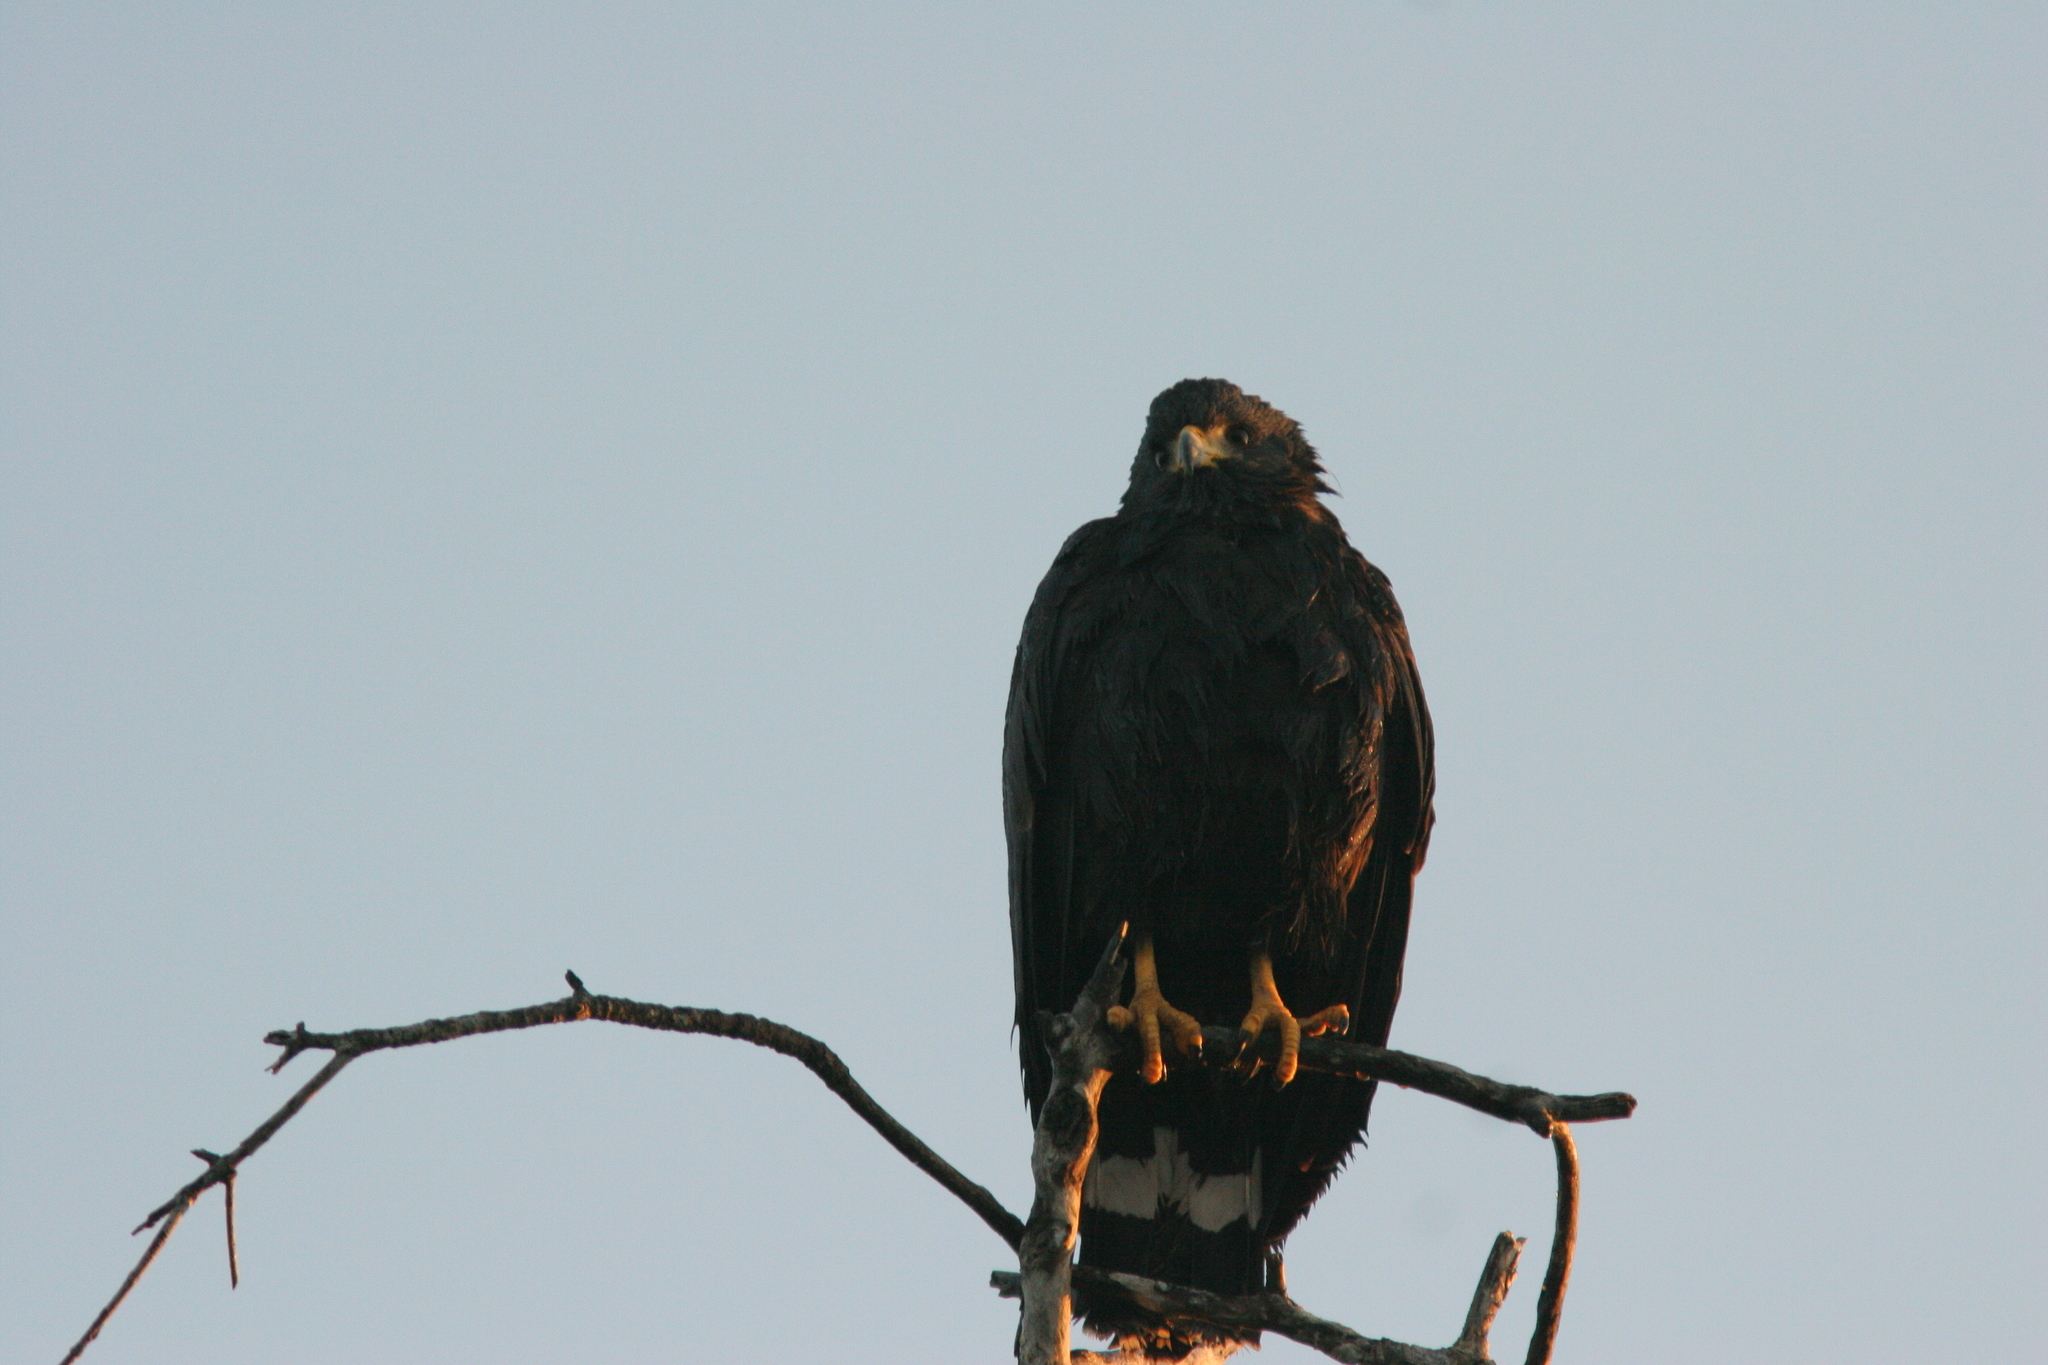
[1237,950,1350,1087]
[1105,932,1204,1084]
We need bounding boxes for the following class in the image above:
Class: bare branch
[1452,1232,1523,1359]
[64,970,1627,1365]
[1018,927,1129,1365]
[60,978,1022,1365]
[60,1052,352,1365]
[995,1225,1524,1365]
[1171,1027,1633,1136]
[58,1205,189,1365]
[136,1052,353,1234]
[1523,1125,1578,1365]
[259,974,1025,1250]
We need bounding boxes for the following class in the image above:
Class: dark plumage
[1005,379,1434,1358]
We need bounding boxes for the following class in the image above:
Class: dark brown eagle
[1005,379,1434,1358]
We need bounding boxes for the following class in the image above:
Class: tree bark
[1017,929,1127,1365]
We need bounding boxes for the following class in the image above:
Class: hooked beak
[1169,424,1232,473]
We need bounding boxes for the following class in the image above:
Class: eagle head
[1123,377,1333,519]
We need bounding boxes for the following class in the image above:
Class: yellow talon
[1106,933,1204,1083]
[1237,950,1349,1087]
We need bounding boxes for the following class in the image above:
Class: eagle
[1005,379,1434,1358]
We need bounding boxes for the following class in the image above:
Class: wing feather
[1004,519,1115,1115]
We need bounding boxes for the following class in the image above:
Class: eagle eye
[1227,426,1251,447]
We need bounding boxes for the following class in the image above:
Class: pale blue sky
[5,5,2041,1362]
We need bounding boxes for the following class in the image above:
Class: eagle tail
[1074,1078,1273,1359]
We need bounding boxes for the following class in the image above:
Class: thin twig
[224,1173,239,1290]
[136,1053,355,1234]
[1524,1124,1578,1365]
[188,1149,239,1289]
[59,1052,351,1365]
[58,1207,189,1365]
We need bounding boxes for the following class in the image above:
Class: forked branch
[59,969,1628,1365]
